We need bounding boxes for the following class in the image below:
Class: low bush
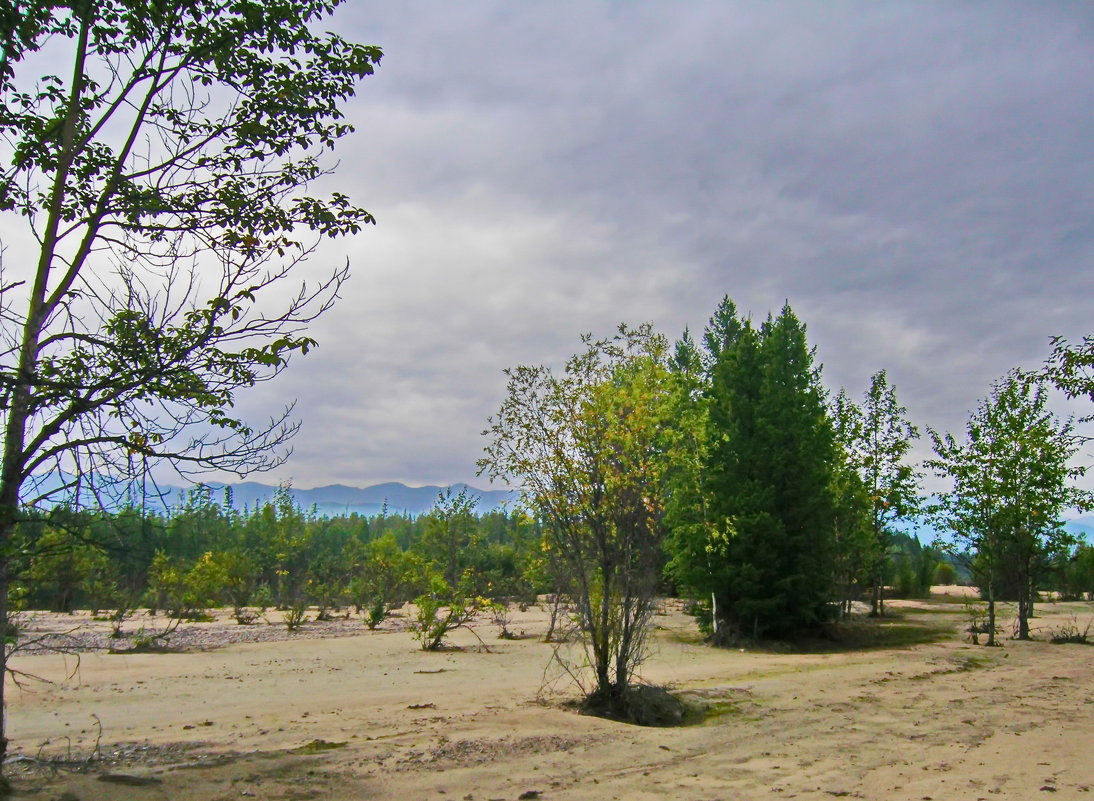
[1049,616,1092,645]
[582,684,688,727]
[284,604,308,631]
[410,577,492,651]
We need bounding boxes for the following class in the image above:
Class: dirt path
[8,598,1094,800]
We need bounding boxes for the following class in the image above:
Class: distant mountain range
[24,473,519,518]
[201,481,520,517]
[20,473,1094,539]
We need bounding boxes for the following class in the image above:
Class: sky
[194,2,1093,491]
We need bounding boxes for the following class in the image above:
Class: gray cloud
[212,1,1094,491]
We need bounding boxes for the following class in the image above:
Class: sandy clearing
[7,597,1094,801]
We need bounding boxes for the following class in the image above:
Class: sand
[7,592,1094,801]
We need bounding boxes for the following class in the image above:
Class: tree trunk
[0,471,26,776]
[986,563,997,647]
[0,563,8,772]
[1016,559,1031,640]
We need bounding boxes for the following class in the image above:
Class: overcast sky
[213,1,1093,492]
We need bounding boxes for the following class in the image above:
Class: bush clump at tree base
[580,684,689,727]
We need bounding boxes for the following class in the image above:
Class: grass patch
[661,625,705,646]
[900,604,970,615]
[814,617,952,652]
[578,684,690,727]
[294,739,347,754]
[676,687,756,725]
[949,652,993,671]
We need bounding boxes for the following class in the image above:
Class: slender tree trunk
[986,561,997,647]
[1016,559,1031,640]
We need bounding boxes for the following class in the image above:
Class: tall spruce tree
[697,303,837,639]
[663,330,713,603]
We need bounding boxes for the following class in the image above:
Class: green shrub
[410,576,492,651]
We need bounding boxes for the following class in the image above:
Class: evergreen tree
[662,329,714,606]
[664,302,741,614]
[698,303,837,639]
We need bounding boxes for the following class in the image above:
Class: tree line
[12,486,544,630]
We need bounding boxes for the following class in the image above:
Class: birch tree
[0,1,379,771]
[928,371,1088,643]
[837,371,921,616]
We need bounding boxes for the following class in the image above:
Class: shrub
[284,604,308,631]
[1049,616,1092,645]
[233,608,260,625]
[410,576,491,651]
[364,599,387,630]
[493,602,517,639]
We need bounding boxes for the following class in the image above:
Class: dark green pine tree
[703,303,837,639]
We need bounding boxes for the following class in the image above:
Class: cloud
[198,1,1094,490]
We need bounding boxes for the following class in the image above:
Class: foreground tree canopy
[0,0,379,769]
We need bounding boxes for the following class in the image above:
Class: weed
[1049,616,1092,645]
[363,599,388,630]
[233,607,260,625]
[284,604,308,631]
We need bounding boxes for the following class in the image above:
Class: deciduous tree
[1046,335,1094,420]
[479,324,674,718]
[0,1,379,768]
[835,372,921,616]
[928,371,1088,643]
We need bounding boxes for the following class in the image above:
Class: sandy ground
[6,591,1094,801]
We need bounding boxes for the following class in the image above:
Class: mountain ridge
[175,480,519,517]
[27,473,519,518]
